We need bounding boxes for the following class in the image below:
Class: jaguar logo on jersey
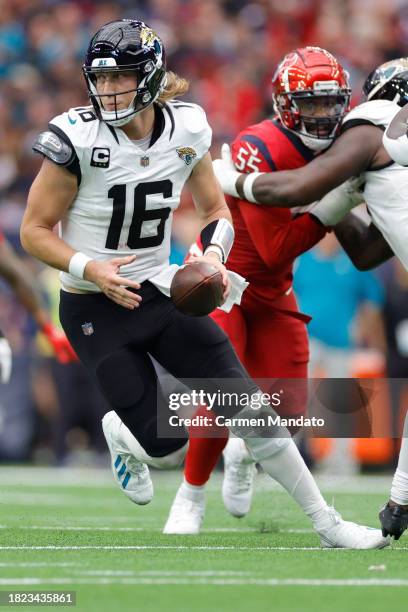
[91,148,110,168]
[81,322,94,336]
[176,147,197,166]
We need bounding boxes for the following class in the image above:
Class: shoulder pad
[343,100,400,128]
[184,104,209,136]
[49,107,99,149]
[32,130,75,166]
[169,101,209,135]
[231,130,277,172]
[166,101,212,164]
[383,104,408,166]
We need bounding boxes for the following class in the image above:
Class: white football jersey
[48,101,212,291]
[342,99,408,270]
[383,103,408,166]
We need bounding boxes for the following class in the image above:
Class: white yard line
[81,570,252,576]
[0,525,315,533]
[0,562,76,568]
[0,526,261,533]
[0,467,112,487]
[27,526,146,532]
[0,493,121,507]
[0,545,400,551]
[0,577,407,586]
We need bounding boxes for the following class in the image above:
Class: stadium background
[0,0,407,468]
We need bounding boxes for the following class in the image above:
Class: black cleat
[379,502,408,540]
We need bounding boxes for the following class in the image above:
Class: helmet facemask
[274,82,350,151]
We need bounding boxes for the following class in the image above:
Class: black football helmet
[83,19,166,126]
[363,58,408,107]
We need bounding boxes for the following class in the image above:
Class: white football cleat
[163,483,205,534]
[102,411,153,505]
[317,507,390,549]
[222,437,256,518]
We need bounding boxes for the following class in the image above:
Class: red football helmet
[272,47,351,150]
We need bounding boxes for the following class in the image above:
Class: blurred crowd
[0,0,408,466]
[2,0,408,226]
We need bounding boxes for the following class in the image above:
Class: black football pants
[59,282,256,457]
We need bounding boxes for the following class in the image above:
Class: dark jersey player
[164,47,364,535]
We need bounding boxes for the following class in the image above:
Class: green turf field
[0,466,406,611]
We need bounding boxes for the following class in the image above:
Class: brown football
[170,262,224,316]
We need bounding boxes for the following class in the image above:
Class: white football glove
[0,337,12,384]
[304,176,365,227]
[212,143,242,197]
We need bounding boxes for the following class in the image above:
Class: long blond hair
[158,71,189,103]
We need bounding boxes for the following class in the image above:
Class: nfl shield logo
[81,322,94,336]
[140,155,150,167]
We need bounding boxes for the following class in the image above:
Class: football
[170,261,224,316]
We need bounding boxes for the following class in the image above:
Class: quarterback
[214,58,408,541]
[21,20,387,549]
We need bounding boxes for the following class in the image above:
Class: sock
[179,477,206,503]
[390,468,408,506]
[184,406,229,486]
[391,412,408,505]
[259,439,330,529]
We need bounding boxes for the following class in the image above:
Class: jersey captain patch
[176,146,197,166]
[91,147,110,168]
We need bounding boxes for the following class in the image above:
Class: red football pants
[185,289,309,485]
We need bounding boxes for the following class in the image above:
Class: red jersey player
[164,47,360,535]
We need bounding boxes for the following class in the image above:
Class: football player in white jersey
[377,66,408,541]
[213,58,408,541]
[21,19,388,549]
